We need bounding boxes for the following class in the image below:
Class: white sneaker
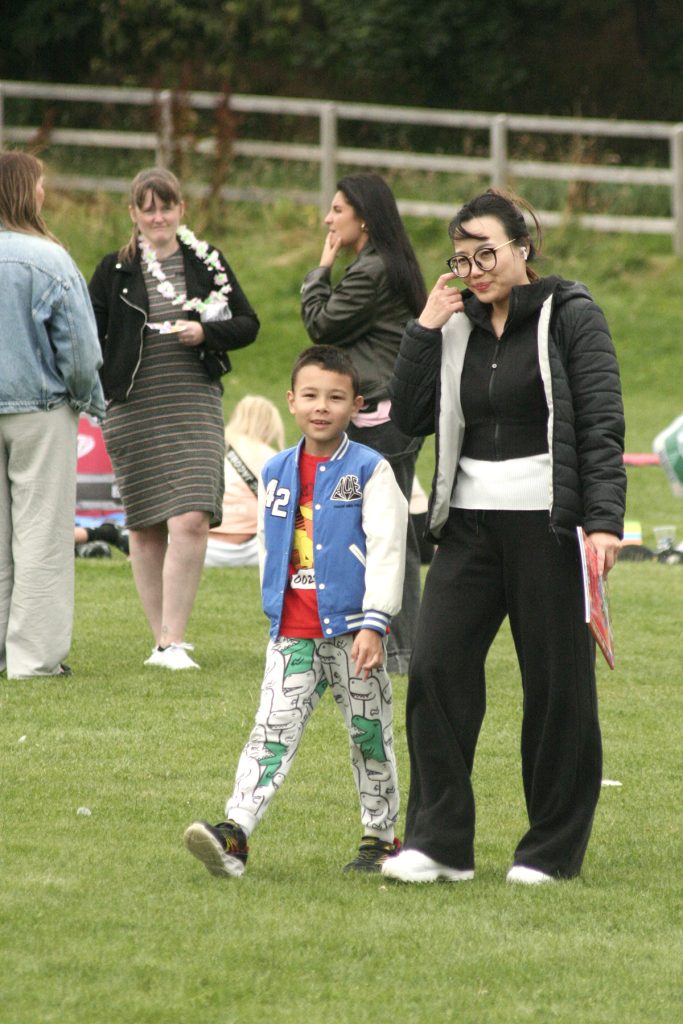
[381,848,474,883]
[506,865,554,885]
[144,643,200,670]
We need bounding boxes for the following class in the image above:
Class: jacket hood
[548,276,594,308]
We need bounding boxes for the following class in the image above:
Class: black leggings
[404,508,601,878]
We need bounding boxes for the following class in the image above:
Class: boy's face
[287,365,363,456]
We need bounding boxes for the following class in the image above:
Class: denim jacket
[0,228,105,417]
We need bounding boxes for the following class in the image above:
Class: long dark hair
[448,188,543,283]
[337,172,427,316]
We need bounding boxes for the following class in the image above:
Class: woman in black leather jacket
[89,167,259,670]
[300,172,426,674]
[382,189,626,886]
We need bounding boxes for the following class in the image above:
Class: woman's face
[324,191,367,252]
[130,190,184,257]
[35,175,45,213]
[453,215,529,307]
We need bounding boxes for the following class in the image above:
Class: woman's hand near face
[175,320,205,347]
[320,231,343,269]
[418,272,465,330]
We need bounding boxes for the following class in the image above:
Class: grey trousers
[0,405,78,678]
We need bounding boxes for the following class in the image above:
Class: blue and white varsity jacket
[258,434,408,641]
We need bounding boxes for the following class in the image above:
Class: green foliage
[2,1,683,119]
[94,0,236,89]
[0,0,100,81]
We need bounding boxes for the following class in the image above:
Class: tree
[0,0,99,82]
[1,0,682,121]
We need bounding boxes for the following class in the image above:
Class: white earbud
[520,246,528,260]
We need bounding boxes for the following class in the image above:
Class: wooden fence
[2,79,683,250]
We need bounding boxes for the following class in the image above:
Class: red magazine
[577,527,615,669]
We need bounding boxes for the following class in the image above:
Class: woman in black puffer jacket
[382,189,626,887]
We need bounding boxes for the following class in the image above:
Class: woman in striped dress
[89,168,259,669]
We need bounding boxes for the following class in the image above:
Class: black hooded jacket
[390,275,626,540]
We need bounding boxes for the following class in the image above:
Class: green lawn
[1,194,682,1022]
[1,558,681,1023]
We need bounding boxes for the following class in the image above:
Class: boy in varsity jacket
[184,345,408,876]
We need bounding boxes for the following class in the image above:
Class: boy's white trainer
[381,848,474,883]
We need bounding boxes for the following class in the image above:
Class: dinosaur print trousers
[226,634,399,839]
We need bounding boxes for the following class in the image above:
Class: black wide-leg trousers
[404,509,602,878]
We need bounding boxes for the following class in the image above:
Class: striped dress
[102,251,224,529]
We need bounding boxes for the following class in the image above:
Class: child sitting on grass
[184,345,408,875]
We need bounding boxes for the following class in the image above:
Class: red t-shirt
[279,451,327,638]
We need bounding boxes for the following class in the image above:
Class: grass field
[2,560,681,1023]
[1,192,682,1022]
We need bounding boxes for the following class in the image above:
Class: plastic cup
[653,525,676,552]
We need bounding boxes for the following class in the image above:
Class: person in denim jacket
[0,151,104,678]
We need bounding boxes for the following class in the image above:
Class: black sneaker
[95,522,130,555]
[75,540,112,559]
[343,836,402,873]
[183,819,249,878]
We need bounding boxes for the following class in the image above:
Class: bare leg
[128,523,168,644]
[161,511,210,646]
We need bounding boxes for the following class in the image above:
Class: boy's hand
[352,628,384,679]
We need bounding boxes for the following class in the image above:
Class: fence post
[490,114,508,189]
[157,89,173,168]
[671,125,683,253]
[319,102,337,215]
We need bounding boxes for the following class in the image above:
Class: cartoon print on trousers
[318,638,396,802]
[256,740,288,788]
[227,633,398,834]
[351,715,387,762]
[318,637,350,689]
[234,638,329,800]
[357,787,393,828]
[283,637,316,679]
[260,639,316,735]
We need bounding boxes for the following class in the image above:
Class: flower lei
[138,225,232,315]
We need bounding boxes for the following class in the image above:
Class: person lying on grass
[184,344,408,876]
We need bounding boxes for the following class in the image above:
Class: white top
[452,454,551,511]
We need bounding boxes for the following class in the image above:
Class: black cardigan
[88,240,259,401]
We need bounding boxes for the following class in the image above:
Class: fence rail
[2,79,683,250]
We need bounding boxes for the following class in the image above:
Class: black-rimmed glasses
[446,237,519,278]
